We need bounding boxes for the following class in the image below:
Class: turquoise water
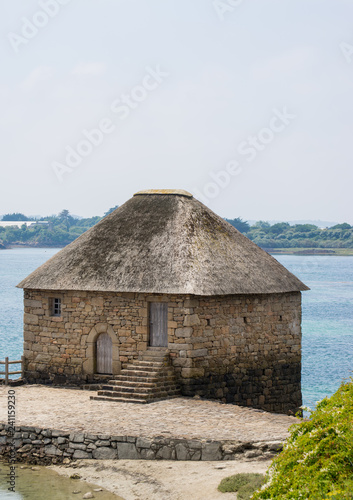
[276,255,353,410]
[0,248,352,409]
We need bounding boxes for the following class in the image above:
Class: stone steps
[90,348,181,404]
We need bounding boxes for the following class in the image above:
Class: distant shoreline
[268,248,353,256]
[1,244,353,256]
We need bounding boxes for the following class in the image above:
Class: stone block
[201,442,222,461]
[45,445,63,456]
[92,447,117,459]
[73,450,91,459]
[183,314,200,327]
[136,437,152,449]
[117,442,139,459]
[70,433,85,443]
[175,443,190,460]
[175,327,193,338]
[181,367,205,378]
[95,440,110,447]
[188,349,208,358]
[156,446,173,460]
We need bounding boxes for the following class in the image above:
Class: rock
[117,442,139,459]
[73,450,91,459]
[136,437,152,449]
[63,458,71,465]
[175,443,190,461]
[45,445,63,456]
[95,440,110,447]
[70,433,85,443]
[18,444,33,453]
[92,447,117,460]
[201,442,222,461]
[156,446,173,460]
[83,492,94,499]
[70,473,81,479]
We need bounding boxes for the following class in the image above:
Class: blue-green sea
[0,248,352,410]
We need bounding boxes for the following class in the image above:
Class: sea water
[0,248,352,409]
[0,462,123,499]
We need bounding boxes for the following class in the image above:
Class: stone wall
[23,290,302,413]
[0,424,283,464]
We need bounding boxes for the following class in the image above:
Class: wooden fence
[0,356,25,384]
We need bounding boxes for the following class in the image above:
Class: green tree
[225,218,250,233]
[331,223,351,230]
[2,213,29,221]
[268,222,290,235]
[58,209,74,230]
[104,206,119,217]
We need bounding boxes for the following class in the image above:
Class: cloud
[19,66,55,91]
[71,62,106,76]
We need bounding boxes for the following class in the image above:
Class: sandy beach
[50,457,273,500]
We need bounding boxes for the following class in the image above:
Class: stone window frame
[82,323,121,376]
[49,297,62,317]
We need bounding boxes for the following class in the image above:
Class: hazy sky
[1,0,352,222]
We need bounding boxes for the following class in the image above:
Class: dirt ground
[50,458,273,500]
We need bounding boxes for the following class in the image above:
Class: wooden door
[149,303,168,347]
[96,333,112,374]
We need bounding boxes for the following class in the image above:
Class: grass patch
[251,379,353,499]
[218,473,264,499]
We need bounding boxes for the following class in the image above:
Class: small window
[50,298,61,317]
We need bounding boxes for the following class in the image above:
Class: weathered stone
[70,433,85,443]
[183,314,200,327]
[73,450,91,459]
[117,442,139,459]
[69,443,87,451]
[136,437,152,449]
[95,440,110,447]
[175,443,190,460]
[18,444,33,453]
[44,445,63,456]
[201,442,222,461]
[156,446,173,460]
[92,447,117,459]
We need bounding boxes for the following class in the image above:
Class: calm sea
[0,248,352,409]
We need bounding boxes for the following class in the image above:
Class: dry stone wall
[0,424,283,464]
[23,290,302,413]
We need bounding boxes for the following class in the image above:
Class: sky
[0,0,352,223]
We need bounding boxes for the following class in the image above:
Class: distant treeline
[0,210,352,249]
[225,218,353,249]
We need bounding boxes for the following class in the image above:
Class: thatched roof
[17,190,308,295]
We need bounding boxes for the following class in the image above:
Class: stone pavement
[0,385,298,442]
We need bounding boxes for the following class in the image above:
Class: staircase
[90,348,180,404]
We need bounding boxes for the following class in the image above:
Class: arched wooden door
[96,333,113,374]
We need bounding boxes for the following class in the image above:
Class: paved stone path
[0,386,298,442]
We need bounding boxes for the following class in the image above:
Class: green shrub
[252,380,353,499]
[218,473,264,499]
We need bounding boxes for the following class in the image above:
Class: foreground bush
[252,380,353,499]
[218,473,264,499]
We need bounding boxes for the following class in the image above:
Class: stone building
[18,189,308,413]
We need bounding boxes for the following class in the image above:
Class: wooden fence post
[21,355,25,379]
[5,357,9,385]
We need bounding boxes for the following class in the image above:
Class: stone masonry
[0,423,284,464]
[23,290,302,414]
